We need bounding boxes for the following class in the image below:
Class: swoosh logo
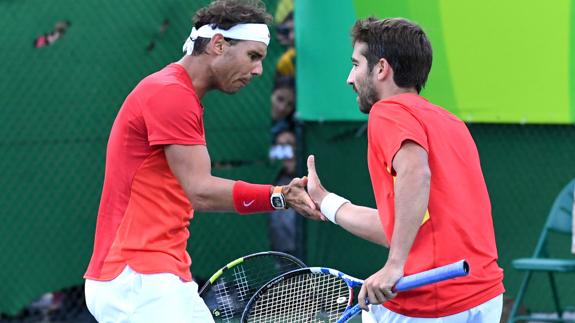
[243,200,255,207]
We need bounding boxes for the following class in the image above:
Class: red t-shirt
[367,93,504,317]
[84,64,205,282]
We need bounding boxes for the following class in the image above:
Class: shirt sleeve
[142,84,206,146]
[368,103,428,172]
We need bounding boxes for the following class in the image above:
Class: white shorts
[362,294,503,323]
[85,266,214,323]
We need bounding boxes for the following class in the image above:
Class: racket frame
[241,260,470,323]
[198,251,306,321]
[199,251,306,295]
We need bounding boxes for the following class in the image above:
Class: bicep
[392,141,430,175]
[164,144,211,190]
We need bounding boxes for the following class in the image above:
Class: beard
[355,74,379,114]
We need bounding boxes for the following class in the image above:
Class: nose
[252,61,263,76]
[346,68,354,85]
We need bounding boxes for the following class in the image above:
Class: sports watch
[270,186,287,210]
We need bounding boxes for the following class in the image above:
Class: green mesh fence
[0,0,283,320]
[2,0,575,321]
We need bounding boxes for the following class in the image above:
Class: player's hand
[283,177,325,221]
[306,155,329,207]
[358,263,403,311]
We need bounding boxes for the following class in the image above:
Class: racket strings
[246,273,351,322]
[255,257,302,284]
[205,255,303,322]
[213,277,235,321]
[233,266,250,301]
[213,256,300,296]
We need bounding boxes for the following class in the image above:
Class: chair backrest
[531,178,574,257]
[545,178,575,234]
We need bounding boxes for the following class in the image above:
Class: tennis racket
[241,259,469,323]
[199,251,306,322]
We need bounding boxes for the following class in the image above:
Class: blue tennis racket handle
[336,260,469,323]
[338,304,362,323]
[395,259,469,292]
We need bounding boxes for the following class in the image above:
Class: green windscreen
[296,0,575,123]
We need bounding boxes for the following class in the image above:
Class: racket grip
[337,260,468,323]
[394,259,469,292]
[336,304,362,323]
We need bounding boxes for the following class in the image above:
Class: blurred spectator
[276,47,295,78]
[0,285,95,322]
[275,12,295,78]
[270,76,295,141]
[269,130,296,177]
[268,2,300,259]
[268,130,300,258]
[275,11,294,48]
[34,20,71,48]
[274,0,293,26]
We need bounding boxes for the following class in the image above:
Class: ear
[207,33,226,55]
[375,58,391,81]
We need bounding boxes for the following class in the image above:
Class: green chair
[508,178,575,323]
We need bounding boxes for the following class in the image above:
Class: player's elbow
[361,233,388,247]
[362,208,389,247]
[188,188,218,211]
[369,233,389,247]
[188,193,211,211]
[379,236,390,248]
[184,180,213,211]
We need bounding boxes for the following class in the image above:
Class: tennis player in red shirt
[306,17,504,322]
[83,1,321,322]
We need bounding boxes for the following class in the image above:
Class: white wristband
[320,193,350,225]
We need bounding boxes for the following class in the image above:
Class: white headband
[183,23,270,55]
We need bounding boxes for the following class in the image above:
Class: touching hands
[281,154,332,221]
[305,155,329,207]
[358,262,404,311]
[283,177,325,221]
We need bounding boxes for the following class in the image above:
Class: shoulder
[140,83,197,107]
[367,98,427,139]
[369,100,414,123]
[371,93,441,123]
[371,100,405,114]
[142,64,196,93]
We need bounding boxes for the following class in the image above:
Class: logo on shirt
[243,200,255,207]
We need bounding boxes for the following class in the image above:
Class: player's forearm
[336,203,389,246]
[387,167,430,267]
[165,145,276,214]
[182,175,236,211]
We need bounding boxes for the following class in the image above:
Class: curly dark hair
[351,17,432,93]
[190,0,272,56]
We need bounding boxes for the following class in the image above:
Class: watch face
[271,196,284,208]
